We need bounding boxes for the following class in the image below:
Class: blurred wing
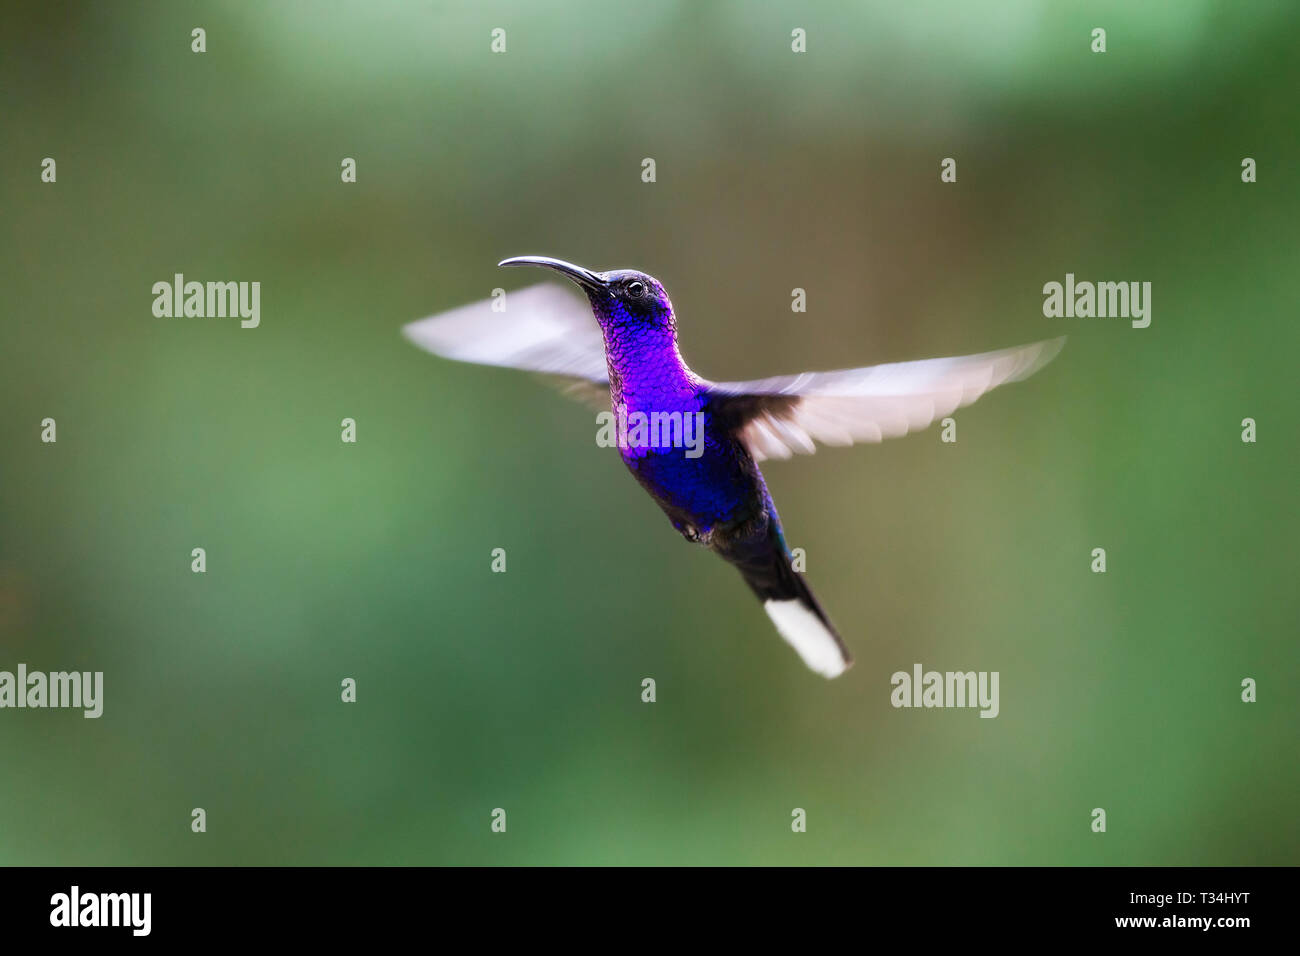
[402,284,611,398]
[708,337,1065,462]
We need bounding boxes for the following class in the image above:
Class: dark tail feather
[727,530,853,679]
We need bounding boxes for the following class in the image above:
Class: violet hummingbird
[404,256,1064,678]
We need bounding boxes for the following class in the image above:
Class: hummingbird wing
[402,284,610,401]
[706,336,1065,462]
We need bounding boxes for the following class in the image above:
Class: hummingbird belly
[620,437,762,535]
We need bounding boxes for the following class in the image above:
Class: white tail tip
[764,599,850,679]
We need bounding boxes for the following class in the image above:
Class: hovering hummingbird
[404,257,1064,679]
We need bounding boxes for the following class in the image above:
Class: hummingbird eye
[625,280,647,299]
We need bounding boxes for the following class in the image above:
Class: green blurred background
[1,0,1296,865]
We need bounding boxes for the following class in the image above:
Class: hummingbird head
[498,256,676,339]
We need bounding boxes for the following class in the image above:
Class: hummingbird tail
[728,533,853,679]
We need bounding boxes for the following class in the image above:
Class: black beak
[498,256,608,293]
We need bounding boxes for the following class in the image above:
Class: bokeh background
[1,0,1296,865]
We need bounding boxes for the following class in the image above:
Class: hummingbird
[404,256,1064,679]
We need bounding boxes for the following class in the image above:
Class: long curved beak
[498,256,607,292]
